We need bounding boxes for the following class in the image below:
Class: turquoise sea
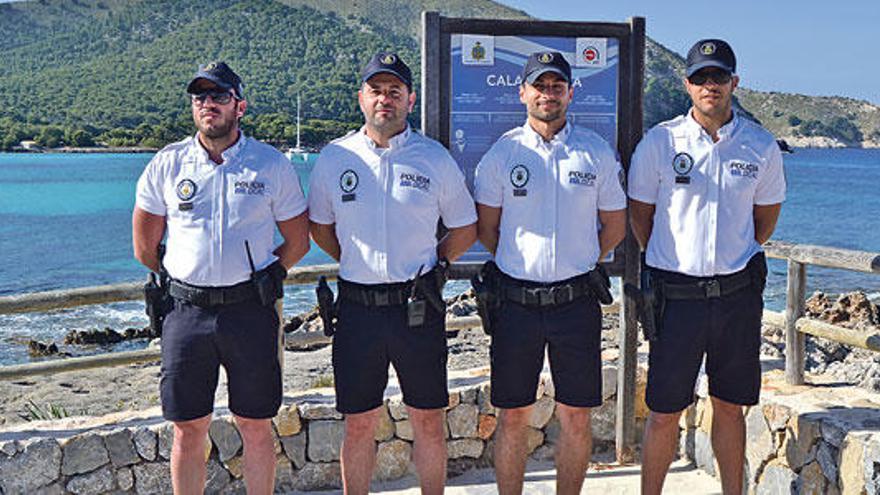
[0,148,878,365]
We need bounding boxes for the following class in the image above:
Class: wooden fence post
[784,259,806,384]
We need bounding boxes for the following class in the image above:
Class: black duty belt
[169,279,258,307]
[659,269,754,300]
[338,279,412,307]
[500,275,593,307]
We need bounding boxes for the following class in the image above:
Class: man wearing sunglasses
[133,61,310,494]
[628,40,785,494]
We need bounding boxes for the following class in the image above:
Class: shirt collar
[191,131,246,165]
[522,120,571,149]
[685,109,739,141]
[360,124,412,153]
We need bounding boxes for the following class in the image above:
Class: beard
[528,100,566,123]
[196,112,238,139]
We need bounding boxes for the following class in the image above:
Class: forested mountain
[1,0,876,149]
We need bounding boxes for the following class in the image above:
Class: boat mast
[295,94,302,151]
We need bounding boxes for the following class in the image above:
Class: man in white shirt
[308,52,477,495]
[132,61,310,495]
[628,39,785,495]
[474,51,627,495]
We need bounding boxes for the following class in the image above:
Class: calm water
[0,148,878,365]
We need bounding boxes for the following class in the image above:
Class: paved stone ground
[285,458,721,494]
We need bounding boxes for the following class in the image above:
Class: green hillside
[1,0,876,149]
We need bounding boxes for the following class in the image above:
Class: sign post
[422,12,645,462]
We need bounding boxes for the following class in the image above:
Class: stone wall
[680,369,880,495]
[0,366,639,494]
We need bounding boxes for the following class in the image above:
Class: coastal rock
[395,419,414,441]
[61,433,110,475]
[374,440,412,480]
[591,398,617,442]
[528,396,555,429]
[27,340,60,357]
[292,462,342,491]
[694,429,716,476]
[601,365,618,400]
[0,438,62,493]
[300,402,342,420]
[273,404,302,437]
[447,391,461,409]
[477,414,496,440]
[307,420,344,462]
[63,327,125,346]
[104,429,140,467]
[224,456,243,479]
[156,423,174,460]
[460,387,478,404]
[745,406,776,481]
[66,465,114,494]
[815,440,839,485]
[210,417,242,462]
[0,439,21,456]
[447,404,479,438]
[785,417,820,469]
[477,383,495,415]
[280,432,306,468]
[388,401,409,420]
[133,462,172,495]
[133,427,157,461]
[838,436,867,494]
[525,427,544,454]
[796,461,828,495]
[448,439,483,459]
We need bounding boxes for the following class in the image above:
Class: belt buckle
[373,290,390,306]
[702,279,721,298]
[525,287,554,306]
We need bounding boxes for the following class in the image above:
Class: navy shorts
[490,291,603,409]
[160,299,282,421]
[646,269,764,414]
[332,290,448,414]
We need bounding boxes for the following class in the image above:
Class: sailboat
[285,94,309,162]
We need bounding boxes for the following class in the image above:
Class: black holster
[316,276,337,337]
[471,261,501,336]
[413,265,447,315]
[624,265,664,342]
[144,270,172,337]
[748,252,768,294]
[252,261,287,307]
[587,264,614,305]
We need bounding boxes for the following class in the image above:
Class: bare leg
[170,415,212,495]
[555,403,592,495]
[407,406,447,495]
[494,406,531,495]
[640,410,683,495]
[234,415,277,495]
[711,397,745,495]
[340,406,381,495]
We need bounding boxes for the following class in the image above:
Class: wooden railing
[763,240,880,384]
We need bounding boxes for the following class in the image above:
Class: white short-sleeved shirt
[308,126,477,284]
[474,122,627,283]
[135,133,307,286]
[628,112,786,277]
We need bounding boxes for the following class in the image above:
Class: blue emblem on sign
[176,179,197,201]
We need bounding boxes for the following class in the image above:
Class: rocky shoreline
[3,290,879,427]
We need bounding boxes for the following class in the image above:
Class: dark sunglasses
[190,90,237,105]
[687,70,732,86]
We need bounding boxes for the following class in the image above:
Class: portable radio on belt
[407,265,427,327]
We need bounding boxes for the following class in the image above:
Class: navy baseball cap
[360,52,412,90]
[522,51,572,85]
[686,39,736,77]
[186,61,245,98]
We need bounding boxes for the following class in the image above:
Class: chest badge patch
[340,169,358,202]
[510,165,530,196]
[176,179,197,201]
[672,152,694,184]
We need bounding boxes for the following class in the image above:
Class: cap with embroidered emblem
[186,61,244,98]
[360,52,413,90]
[522,51,572,85]
[686,39,736,77]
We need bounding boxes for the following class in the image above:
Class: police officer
[628,40,785,495]
[474,51,627,495]
[132,62,310,494]
[308,52,477,494]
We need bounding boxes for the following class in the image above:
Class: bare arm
[274,211,310,269]
[476,204,502,256]
[132,206,166,273]
[628,199,655,251]
[598,208,627,260]
[310,221,341,261]
[754,203,782,244]
[438,222,477,261]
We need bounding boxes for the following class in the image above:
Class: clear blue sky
[499,0,879,104]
